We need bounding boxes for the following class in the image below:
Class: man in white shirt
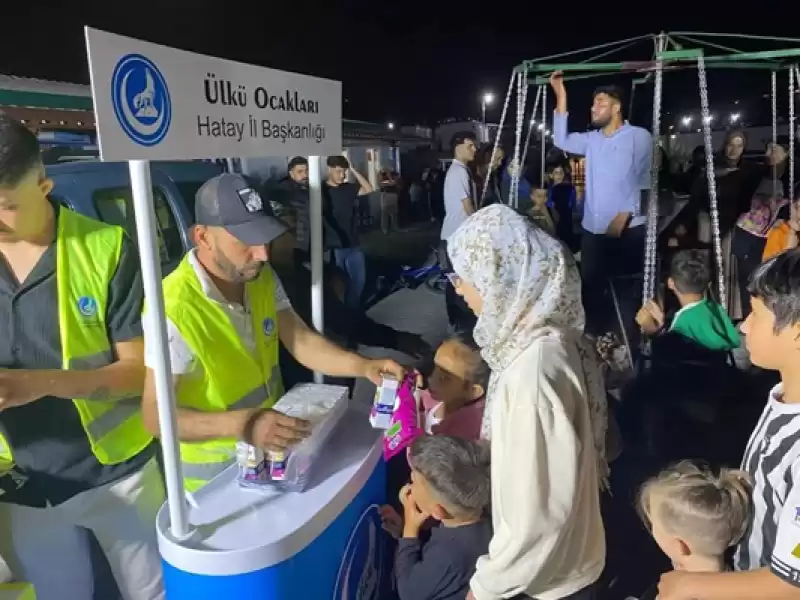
[441,132,478,241]
[440,131,478,332]
[141,173,404,492]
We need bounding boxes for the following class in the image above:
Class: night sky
[3,3,800,128]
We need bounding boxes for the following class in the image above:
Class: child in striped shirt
[657,249,800,600]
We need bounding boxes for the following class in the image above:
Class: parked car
[46,159,224,275]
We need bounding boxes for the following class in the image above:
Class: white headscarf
[447,204,609,485]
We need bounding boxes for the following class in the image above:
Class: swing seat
[619,332,742,465]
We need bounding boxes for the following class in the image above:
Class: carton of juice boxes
[236,383,348,492]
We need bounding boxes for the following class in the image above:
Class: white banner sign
[84,27,342,162]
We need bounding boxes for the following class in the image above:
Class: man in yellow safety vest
[141,173,404,492]
[0,113,164,599]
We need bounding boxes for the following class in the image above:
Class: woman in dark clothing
[689,130,762,318]
[675,145,706,196]
[690,130,761,236]
[654,146,674,193]
[427,168,445,222]
[769,135,797,200]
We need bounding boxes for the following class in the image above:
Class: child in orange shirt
[763,193,799,261]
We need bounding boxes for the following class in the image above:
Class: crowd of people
[3,60,800,600]
[376,68,800,600]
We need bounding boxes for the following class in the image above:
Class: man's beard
[591,114,611,128]
[214,250,264,283]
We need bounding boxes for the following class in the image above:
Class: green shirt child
[670,297,740,351]
[636,250,741,353]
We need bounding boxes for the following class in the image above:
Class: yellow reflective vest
[0,582,36,599]
[0,209,152,476]
[162,255,283,492]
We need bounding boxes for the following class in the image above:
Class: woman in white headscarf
[450,205,606,600]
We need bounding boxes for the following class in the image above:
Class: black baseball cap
[194,173,288,246]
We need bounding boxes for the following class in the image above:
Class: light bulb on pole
[481,92,495,125]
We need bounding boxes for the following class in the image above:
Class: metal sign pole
[128,159,191,540]
[308,155,325,384]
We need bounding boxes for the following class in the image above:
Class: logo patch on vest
[78,296,99,318]
[262,317,276,337]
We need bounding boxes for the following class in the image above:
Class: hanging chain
[698,55,727,309]
[642,44,664,305]
[480,71,516,207]
[540,86,548,188]
[772,70,779,194]
[520,84,543,171]
[795,66,800,101]
[510,71,529,210]
[791,66,796,201]
[509,71,523,209]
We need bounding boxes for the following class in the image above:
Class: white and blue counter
[156,409,393,599]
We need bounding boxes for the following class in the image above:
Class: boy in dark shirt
[527,186,558,237]
[548,165,578,249]
[380,435,492,600]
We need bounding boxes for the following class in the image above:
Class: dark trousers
[439,240,477,334]
[333,246,366,309]
[512,581,598,600]
[580,226,645,336]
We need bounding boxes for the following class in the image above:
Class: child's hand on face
[400,484,430,535]
[379,504,403,539]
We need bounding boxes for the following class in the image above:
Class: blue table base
[163,461,393,599]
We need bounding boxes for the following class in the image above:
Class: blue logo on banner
[77,296,98,318]
[333,504,383,600]
[262,318,275,337]
[111,53,172,147]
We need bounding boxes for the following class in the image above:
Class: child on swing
[635,249,739,352]
[762,184,800,261]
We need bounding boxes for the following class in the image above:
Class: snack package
[383,373,423,461]
[236,383,349,493]
[370,375,399,429]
